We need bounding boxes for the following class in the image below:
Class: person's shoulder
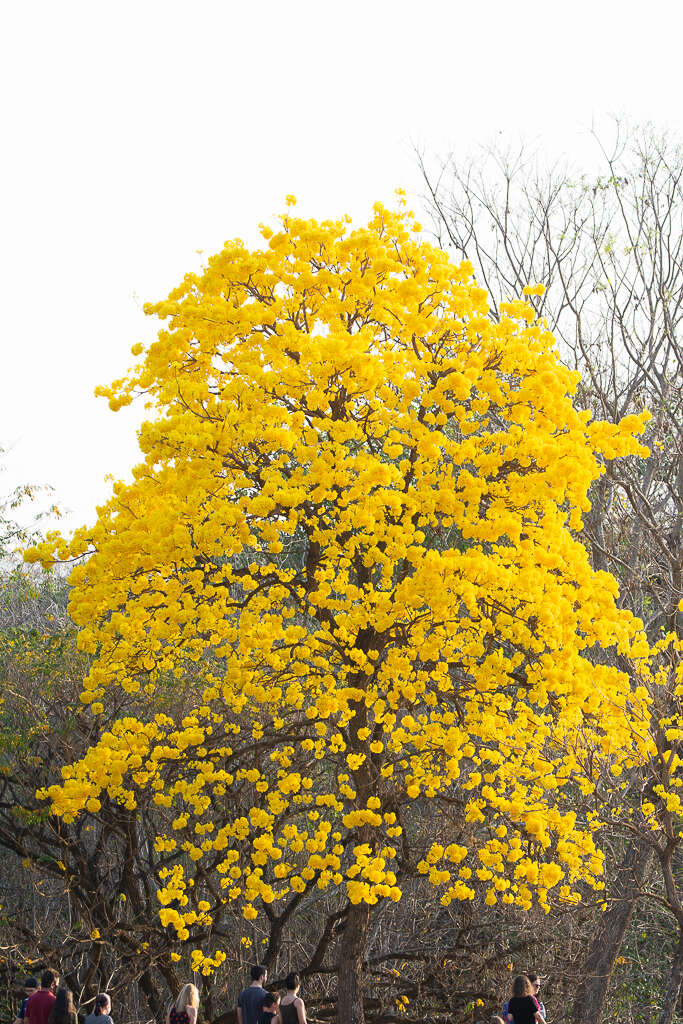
[30,992,53,1007]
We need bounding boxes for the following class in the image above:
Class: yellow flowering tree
[29,198,653,1023]
[572,632,683,1024]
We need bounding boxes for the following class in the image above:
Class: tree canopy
[27,198,653,1010]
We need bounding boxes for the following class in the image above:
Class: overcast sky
[3,0,683,537]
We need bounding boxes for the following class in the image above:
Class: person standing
[527,975,545,1020]
[256,993,279,1024]
[277,973,306,1024]
[165,985,199,1024]
[505,976,545,1024]
[47,989,78,1024]
[13,977,38,1024]
[237,967,268,1024]
[84,993,113,1024]
[24,971,59,1024]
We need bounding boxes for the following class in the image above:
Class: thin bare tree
[419,122,682,1024]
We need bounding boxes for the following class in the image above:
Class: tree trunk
[138,967,167,1022]
[337,902,371,1024]
[572,837,652,1024]
[657,927,683,1024]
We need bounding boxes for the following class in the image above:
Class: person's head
[24,978,39,996]
[94,994,111,1016]
[528,974,542,996]
[261,993,279,1015]
[285,973,300,994]
[175,985,199,1013]
[53,989,75,1017]
[512,975,533,998]
[490,1017,505,1024]
[40,971,59,992]
[250,965,267,985]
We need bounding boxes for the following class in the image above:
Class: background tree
[420,121,683,1023]
[0,444,58,565]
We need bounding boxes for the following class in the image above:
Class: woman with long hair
[84,993,113,1024]
[276,974,306,1024]
[47,990,78,1024]
[165,985,199,1024]
[505,976,545,1024]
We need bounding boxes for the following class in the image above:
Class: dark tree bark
[337,902,371,1024]
[657,927,683,1024]
[571,838,652,1024]
[138,968,167,1022]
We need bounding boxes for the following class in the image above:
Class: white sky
[2,0,683,537]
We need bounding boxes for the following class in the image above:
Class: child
[257,993,279,1024]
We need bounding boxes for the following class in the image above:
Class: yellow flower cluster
[614,633,683,840]
[28,199,655,952]
[191,948,226,976]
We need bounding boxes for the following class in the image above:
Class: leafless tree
[419,122,682,1024]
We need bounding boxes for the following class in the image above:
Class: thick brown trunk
[657,927,683,1024]
[138,967,167,1022]
[572,837,652,1024]
[337,902,371,1024]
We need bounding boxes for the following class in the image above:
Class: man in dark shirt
[25,970,59,1024]
[237,965,268,1024]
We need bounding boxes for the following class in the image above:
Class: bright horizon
[3,0,683,538]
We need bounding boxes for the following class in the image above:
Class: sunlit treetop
[28,197,654,968]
